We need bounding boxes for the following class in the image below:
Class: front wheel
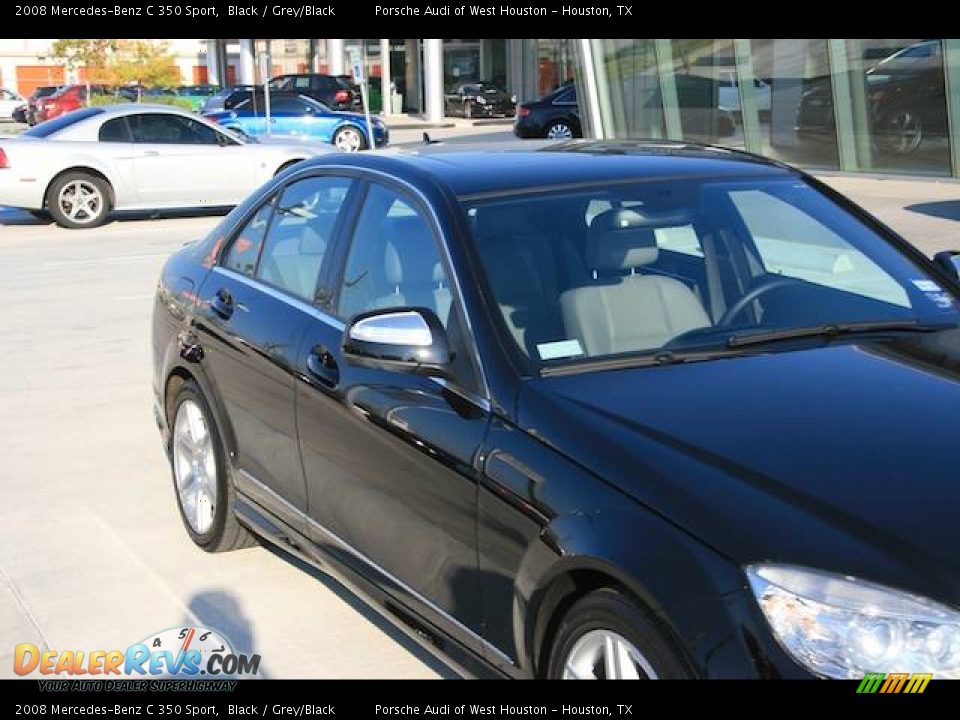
[333,126,365,152]
[47,172,110,229]
[877,107,923,156]
[547,588,689,679]
[169,381,256,552]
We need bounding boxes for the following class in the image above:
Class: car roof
[302,140,797,198]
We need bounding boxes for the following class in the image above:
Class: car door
[295,179,490,641]
[195,174,354,527]
[129,112,253,205]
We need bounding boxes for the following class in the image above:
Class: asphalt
[1,133,958,678]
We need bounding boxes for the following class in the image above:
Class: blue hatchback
[204,92,388,151]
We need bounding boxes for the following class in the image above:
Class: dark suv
[268,74,360,110]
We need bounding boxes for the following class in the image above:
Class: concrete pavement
[0,143,958,678]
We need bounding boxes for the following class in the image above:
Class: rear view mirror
[933,250,960,280]
[342,308,452,378]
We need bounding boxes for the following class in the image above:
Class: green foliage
[107,41,181,89]
[49,39,117,84]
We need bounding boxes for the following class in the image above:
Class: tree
[49,39,118,104]
[106,41,181,98]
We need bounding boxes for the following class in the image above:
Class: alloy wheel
[562,630,658,679]
[335,127,363,152]
[883,110,923,155]
[173,399,217,535]
[547,123,574,140]
[57,180,103,225]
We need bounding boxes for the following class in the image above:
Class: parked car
[716,70,771,117]
[268,73,360,110]
[11,104,28,124]
[204,92,388,151]
[33,84,114,123]
[151,140,960,680]
[514,82,581,139]
[796,40,948,156]
[198,85,256,115]
[445,81,516,118]
[24,85,63,125]
[1,88,26,121]
[0,105,319,229]
[176,85,221,112]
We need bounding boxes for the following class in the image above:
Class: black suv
[268,74,360,111]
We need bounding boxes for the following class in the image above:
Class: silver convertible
[0,104,324,228]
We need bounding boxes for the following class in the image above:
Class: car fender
[516,504,754,677]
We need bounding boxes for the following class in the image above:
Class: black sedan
[152,141,960,679]
[445,82,516,118]
[514,82,581,139]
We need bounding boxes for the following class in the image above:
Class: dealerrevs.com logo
[14,626,261,677]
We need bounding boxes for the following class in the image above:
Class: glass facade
[580,38,960,177]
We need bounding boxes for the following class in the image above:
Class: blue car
[204,92,388,151]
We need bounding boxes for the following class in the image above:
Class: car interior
[467,179,925,367]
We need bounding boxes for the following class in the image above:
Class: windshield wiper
[539,348,734,376]
[727,320,955,349]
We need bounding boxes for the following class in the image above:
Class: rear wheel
[878,107,923,156]
[169,381,255,552]
[47,172,110,229]
[333,126,365,152]
[545,121,575,140]
[547,588,688,679]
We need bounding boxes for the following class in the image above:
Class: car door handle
[209,288,234,320]
[306,345,339,388]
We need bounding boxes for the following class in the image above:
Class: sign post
[260,54,272,136]
[350,51,376,151]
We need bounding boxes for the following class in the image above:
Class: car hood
[524,331,960,601]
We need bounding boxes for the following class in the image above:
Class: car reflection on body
[203,91,388,152]
[152,140,960,679]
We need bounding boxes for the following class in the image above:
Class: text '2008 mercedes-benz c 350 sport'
[151,141,960,679]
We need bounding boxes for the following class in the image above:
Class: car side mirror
[933,250,960,280]
[342,308,452,378]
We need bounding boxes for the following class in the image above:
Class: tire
[546,588,689,679]
[274,159,304,177]
[47,172,111,229]
[333,125,365,152]
[545,121,575,140]
[168,380,256,553]
[877,107,923,156]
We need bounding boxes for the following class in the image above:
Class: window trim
[327,175,488,399]
[218,174,359,307]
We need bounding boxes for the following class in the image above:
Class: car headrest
[587,208,659,271]
[383,218,443,286]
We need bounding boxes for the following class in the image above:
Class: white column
[423,38,444,123]
[205,40,220,85]
[238,39,256,85]
[380,39,391,115]
[327,39,345,76]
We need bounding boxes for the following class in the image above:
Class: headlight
[747,564,960,679]
[476,96,487,104]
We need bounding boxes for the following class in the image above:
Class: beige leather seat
[560,208,710,356]
[373,218,451,325]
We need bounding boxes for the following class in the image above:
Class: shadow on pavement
[0,206,231,227]
[184,589,270,679]
[905,200,960,222]
[262,544,461,678]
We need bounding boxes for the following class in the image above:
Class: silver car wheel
[562,630,658,680]
[547,123,574,140]
[335,127,363,152]
[884,110,923,155]
[57,180,103,225]
[173,399,217,535]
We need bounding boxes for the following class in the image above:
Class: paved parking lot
[1,143,958,678]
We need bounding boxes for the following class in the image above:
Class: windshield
[464,176,960,372]
[23,108,104,138]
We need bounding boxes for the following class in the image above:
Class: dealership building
[3,38,959,179]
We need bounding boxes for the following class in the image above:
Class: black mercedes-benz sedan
[152,140,960,680]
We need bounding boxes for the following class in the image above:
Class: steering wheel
[717,276,806,328]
